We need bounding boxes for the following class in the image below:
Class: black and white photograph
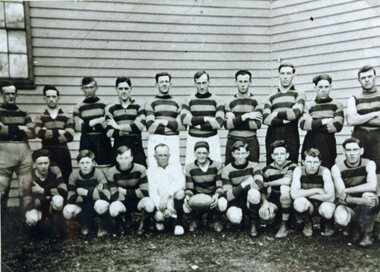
[1,0,380,271]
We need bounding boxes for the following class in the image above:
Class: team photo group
[1,63,380,248]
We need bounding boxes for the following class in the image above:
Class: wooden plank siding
[6,0,380,206]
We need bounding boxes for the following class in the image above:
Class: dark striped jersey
[0,103,34,142]
[181,92,225,138]
[105,163,148,202]
[300,166,326,190]
[222,161,263,201]
[29,165,68,210]
[300,97,344,133]
[184,159,223,197]
[262,160,297,193]
[145,95,182,135]
[353,89,380,130]
[105,99,145,138]
[263,87,306,126]
[334,158,370,197]
[67,168,110,204]
[73,96,107,134]
[35,109,75,146]
[225,93,262,137]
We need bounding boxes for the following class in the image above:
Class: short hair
[231,140,248,153]
[270,140,288,153]
[194,141,209,152]
[76,149,95,162]
[278,63,296,74]
[235,70,252,81]
[358,65,376,78]
[42,85,60,96]
[81,77,96,86]
[194,70,209,82]
[116,145,132,156]
[342,137,362,149]
[154,143,169,152]
[312,74,332,86]
[155,72,172,83]
[1,81,17,94]
[303,148,321,160]
[32,149,51,162]
[115,77,132,88]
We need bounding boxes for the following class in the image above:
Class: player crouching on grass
[331,137,379,247]
[106,146,155,235]
[291,148,336,237]
[222,141,270,237]
[148,144,186,236]
[25,149,67,238]
[183,141,227,232]
[262,140,297,238]
[63,150,111,238]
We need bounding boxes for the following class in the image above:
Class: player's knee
[334,205,352,227]
[174,190,185,200]
[280,185,290,198]
[226,207,243,224]
[63,204,81,220]
[109,201,125,217]
[25,209,42,226]
[154,210,165,222]
[138,197,155,213]
[217,197,228,212]
[319,202,335,219]
[51,195,64,211]
[247,188,261,205]
[293,197,309,213]
[94,199,109,215]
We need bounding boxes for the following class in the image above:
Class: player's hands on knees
[76,188,88,196]
[210,194,219,209]
[362,194,377,207]
[241,177,253,189]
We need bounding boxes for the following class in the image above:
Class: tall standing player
[145,72,183,167]
[35,85,74,182]
[225,70,262,165]
[263,63,306,165]
[181,70,225,165]
[300,74,344,169]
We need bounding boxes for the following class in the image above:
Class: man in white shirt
[147,144,185,236]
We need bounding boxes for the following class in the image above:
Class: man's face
[117,149,133,171]
[315,79,331,100]
[359,69,376,91]
[2,85,17,105]
[43,89,60,109]
[35,156,50,176]
[154,146,170,168]
[195,74,210,94]
[195,147,209,164]
[79,157,95,175]
[81,81,97,99]
[279,66,294,88]
[271,147,289,167]
[156,75,171,95]
[303,155,321,175]
[344,142,363,165]
[236,74,251,95]
[116,81,132,102]
[232,147,249,165]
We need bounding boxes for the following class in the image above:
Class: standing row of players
[0,64,379,245]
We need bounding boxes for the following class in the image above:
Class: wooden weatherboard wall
[7,0,272,206]
[6,0,380,206]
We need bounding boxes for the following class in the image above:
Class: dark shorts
[225,135,259,165]
[114,135,147,167]
[43,145,72,183]
[80,132,115,166]
[353,128,380,174]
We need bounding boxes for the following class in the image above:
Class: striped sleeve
[136,166,149,199]
[63,115,75,142]
[72,104,83,132]
[67,172,78,204]
[51,166,68,201]
[185,164,195,197]
[105,167,119,202]
[276,91,306,121]
[329,102,344,133]
[215,162,224,196]
[221,166,234,201]
[214,95,225,128]
[262,95,285,126]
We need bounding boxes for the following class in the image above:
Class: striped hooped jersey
[0,103,34,142]
[353,89,380,130]
[73,96,107,134]
[300,166,327,190]
[262,160,297,193]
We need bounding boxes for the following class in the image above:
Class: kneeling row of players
[24,137,379,247]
